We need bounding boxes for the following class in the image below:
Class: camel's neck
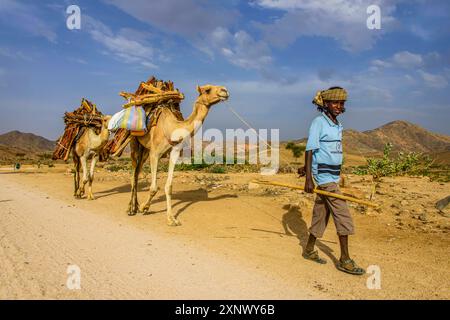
[89,125,109,149]
[184,99,210,132]
[99,125,110,142]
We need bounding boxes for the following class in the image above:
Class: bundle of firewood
[104,76,184,157]
[52,98,104,161]
[120,76,184,109]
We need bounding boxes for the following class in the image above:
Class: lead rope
[226,104,292,168]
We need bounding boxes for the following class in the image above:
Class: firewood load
[104,76,185,157]
[52,99,105,161]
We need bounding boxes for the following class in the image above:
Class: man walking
[303,87,365,275]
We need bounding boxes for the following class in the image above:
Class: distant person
[302,87,365,276]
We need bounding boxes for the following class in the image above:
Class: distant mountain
[0,130,55,153]
[295,120,450,155]
[347,120,450,154]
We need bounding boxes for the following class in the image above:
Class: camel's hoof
[127,201,140,216]
[167,219,181,227]
[87,195,95,201]
[127,207,138,216]
[140,204,151,214]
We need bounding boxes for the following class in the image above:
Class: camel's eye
[204,88,211,94]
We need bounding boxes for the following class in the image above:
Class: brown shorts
[309,182,354,238]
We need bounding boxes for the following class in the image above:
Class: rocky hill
[296,120,450,156]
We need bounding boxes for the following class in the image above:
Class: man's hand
[297,166,306,177]
[304,178,315,193]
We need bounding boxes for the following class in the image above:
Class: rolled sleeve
[305,118,322,151]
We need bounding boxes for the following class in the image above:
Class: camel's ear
[196,85,202,95]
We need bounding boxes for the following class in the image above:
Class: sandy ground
[0,164,449,299]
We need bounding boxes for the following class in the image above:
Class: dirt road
[0,174,317,299]
[0,167,449,299]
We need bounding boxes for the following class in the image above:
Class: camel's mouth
[218,88,229,101]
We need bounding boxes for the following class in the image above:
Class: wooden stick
[122,92,184,108]
[251,179,378,208]
[112,136,132,157]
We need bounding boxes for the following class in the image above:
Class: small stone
[435,196,450,211]
[419,213,428,221]
[248,182,260,190]
[400,200,409,206]
[438,211,450,218]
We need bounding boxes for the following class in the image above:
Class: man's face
[325,100,345,116]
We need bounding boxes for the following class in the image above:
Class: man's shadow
[281,204,338,265]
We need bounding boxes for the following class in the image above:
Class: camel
[72,115,111,200]
[128,84,229,226]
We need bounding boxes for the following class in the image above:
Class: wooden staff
[251,179,378,208]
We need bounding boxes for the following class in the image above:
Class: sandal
[302,250,327,264]
[337,259,365,275]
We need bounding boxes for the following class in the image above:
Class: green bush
[208,165,227,174]
[106,164,124,172]
[286,142,305,159]
[353,143,433,180]
[38,153,52,160]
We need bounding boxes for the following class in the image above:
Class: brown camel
[128,84,229,226]
[72,115,111,200]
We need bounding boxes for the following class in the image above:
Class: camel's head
[196,84,229,107]
[102,115,112,128]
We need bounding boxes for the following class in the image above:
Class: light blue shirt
[305,112,343,186]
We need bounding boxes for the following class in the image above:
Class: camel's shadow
[281,204,339,265]
[149,188,238,219]
[96,183,237,219]
[95,182,145,198]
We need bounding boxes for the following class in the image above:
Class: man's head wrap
[312,87,347,107]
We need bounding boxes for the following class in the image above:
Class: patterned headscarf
[312,87,347,107]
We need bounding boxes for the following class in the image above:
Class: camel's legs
[128,139,148,215]
[79,155,89,198]
[141,151,160,213]
[87,155,97,200]
[166,147,181,226]
[73,154,81,198]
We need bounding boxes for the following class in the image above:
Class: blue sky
[0,0,449,140]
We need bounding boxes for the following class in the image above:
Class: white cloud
[103,0,238,37]
[391,51,423,68]
[0,0,57,43]
[371,51,448,71]
[369,51,449,88]
[0,46,32,61]
[253,0,398,52]
[103,0,275,74]
[83,16,157,69]
[208,27,272,71]
[418,70,448,89]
